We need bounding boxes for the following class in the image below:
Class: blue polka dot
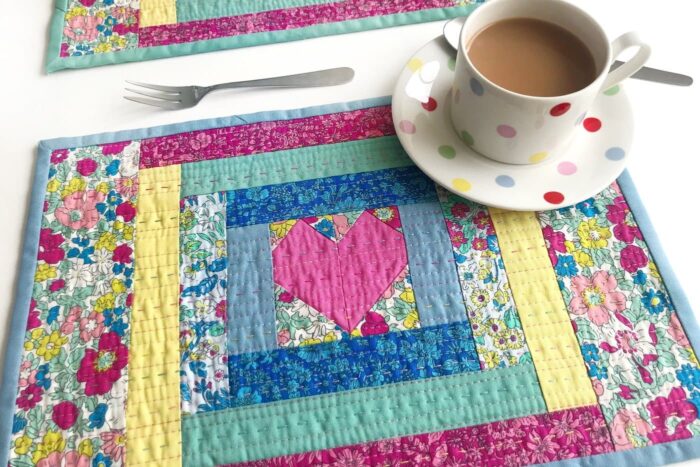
[605,147,626,161]
[470,78,484,96]
[495,175,515,187]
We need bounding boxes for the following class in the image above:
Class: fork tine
[124,96,183,110]
[126,80,182,93]
[125,87,182,102]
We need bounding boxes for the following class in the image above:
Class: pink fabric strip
[139,106,394,168]
[138,0,456,47]
[224,405,614,466]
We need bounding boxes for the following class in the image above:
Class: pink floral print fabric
[10,142,139,467]
[139,106,395,168]
[538,183,700,450]
[228,405,613,466]
[138,0,461,47]
[61,0,139,58]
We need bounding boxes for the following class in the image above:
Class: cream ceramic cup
[451,0,651,165]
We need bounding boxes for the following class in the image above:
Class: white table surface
[1,1,698,465]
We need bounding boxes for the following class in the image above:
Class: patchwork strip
[437,189,530,370]
[125,165,182,466]
[139,0,177,28]
[177,0,336,21]
[227,405,614,466]
[226,225,277,355]
[227,166,437,228]
[141,106,394,168]
[398,202,468,326]
[539,186,700,449]
[490,208,596,411]
[139,0,468,47]
[180,137,412,197]
[179,193,230,414]
[8,143,139,467]
[227,321,480,406]
[183,362,546,466]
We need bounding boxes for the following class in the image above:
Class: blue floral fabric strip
[227,321,481,407]
[226,224,277,355]
[226,166,437,228]
[398,202,469,326]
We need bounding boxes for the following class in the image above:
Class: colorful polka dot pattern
[550,103,571,117]
[497,125,516,138]
[584,117,602,132]
[557,162,577,175]
[605,147,625,161]
[529,152,548,164]
[469,78,484,96]
[399,120,416,134]
[439,145,456,159]
[452,178,471,192]
[544,191,565,205]
[422,97,437,112]
[396,50,629,210]
[495,175,515,188]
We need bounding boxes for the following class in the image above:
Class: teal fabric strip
[226,224,277,355]
[178,0,335,22]
[180,137,413,197]
[46,5,479,72]
[399,202,469,326]
[181,362,546,466]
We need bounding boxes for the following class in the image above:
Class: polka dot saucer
[391,37,634,211]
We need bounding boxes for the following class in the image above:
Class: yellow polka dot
[407,58,423,72]
[529,152,549,163]
[452,178,472,192]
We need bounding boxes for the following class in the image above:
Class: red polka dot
[422,97,437,111]
[583,117,602,132]
[550,103,571,117]
[544,191,565,204]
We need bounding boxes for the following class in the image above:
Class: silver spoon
[443,17,693,86]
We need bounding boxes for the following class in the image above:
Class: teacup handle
[602,31,652,91]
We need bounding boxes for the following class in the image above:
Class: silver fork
[124,67,355,110]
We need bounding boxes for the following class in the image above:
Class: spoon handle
[611,60,693,86]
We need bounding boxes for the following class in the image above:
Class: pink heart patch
[272,211,408,333]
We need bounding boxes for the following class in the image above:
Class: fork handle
[208,67,354,91]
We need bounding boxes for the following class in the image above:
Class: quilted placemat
[2,95,700,467]
[46,0,481,72]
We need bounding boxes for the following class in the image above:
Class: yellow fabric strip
[140,0,178,28]
[489,208,596,411]
[126,166,182,466]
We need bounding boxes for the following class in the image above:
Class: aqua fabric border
[183,362,545,466]
[177,0,335,22]
[180,137,413,197]
[45,3,479,72]
[2,98,700,467]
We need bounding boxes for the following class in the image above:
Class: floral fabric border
[9,142,139,467]
[539,183,700,450]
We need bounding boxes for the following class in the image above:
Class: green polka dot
[438,145,456,159]
[460,131,474,146]
[448,57,456,71]
[604,85,620,96]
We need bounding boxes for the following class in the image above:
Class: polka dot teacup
[451,0,651,165]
